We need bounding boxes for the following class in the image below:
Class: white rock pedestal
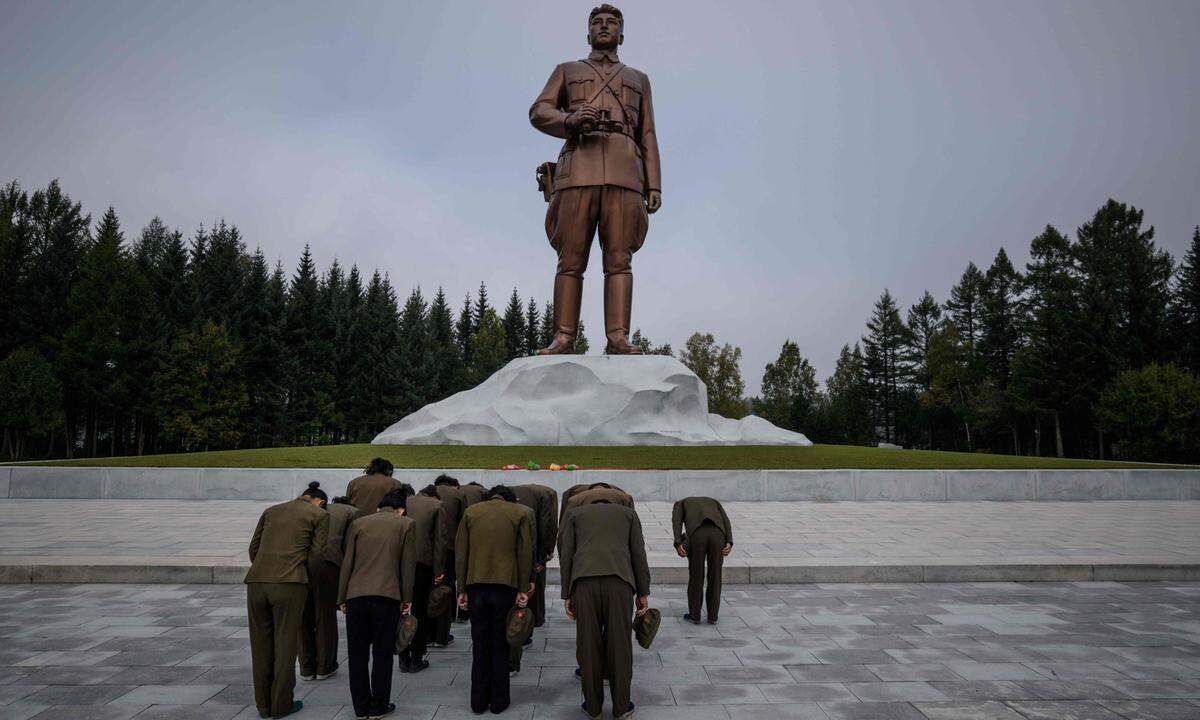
[372,355,811,446]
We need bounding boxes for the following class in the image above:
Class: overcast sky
[3,0,1198,394]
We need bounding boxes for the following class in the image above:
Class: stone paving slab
[0,582,1197,719]
[1,500,1199,584]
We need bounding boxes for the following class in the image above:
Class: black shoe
[409,658,430,673]
[398,657,411,673]
[434,634,456,647]
[614,702,635,720]
[490,700,510,714]
[373,702,396,718]
[581,702,601,720]
[523,636,533,647]
[574,667,582,679]
[276,700,303,718]
[683,613,700,625]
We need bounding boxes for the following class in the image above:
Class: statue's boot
[537,275,582,355]
[604,273,644,355]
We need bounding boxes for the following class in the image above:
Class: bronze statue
[530,4,662,355]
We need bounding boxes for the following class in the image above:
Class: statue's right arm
[530,64,570,139]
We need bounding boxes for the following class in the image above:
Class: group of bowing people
[243,457,734,720]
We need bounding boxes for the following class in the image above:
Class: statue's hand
[646,190,662,214]
[566,105,601,134]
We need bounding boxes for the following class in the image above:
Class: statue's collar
[588,48,620,64]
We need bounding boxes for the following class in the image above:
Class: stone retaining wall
[2,466,1197,501]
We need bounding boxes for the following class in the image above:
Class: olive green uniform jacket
[512,483,559,564]
[346,473,403,516]
[337,511,417,605]
[405,493,448,574]
[455,498,534,591]
[245,498,330,584]
[434,484,466,552]
[324,502,361,566]
[559,502,651,599]
[671,497,733,547]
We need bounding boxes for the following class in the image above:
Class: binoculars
[579,107,624,135]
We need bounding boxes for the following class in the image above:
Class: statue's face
[588,12,622,50]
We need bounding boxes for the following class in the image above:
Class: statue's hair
[589,4,623,25]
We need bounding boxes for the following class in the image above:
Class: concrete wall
[3,466,1198,501]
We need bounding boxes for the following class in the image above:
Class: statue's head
[587,4,623,51]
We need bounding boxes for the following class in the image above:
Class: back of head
[419,484,439,497]
[434,474,460,488]
[331,496,353,505]
[300,481,328,507]
[364,457,394,477]
[485,485,517,503]
[378,489,408,511]
[589,482,613,490]
[398,483,416,498]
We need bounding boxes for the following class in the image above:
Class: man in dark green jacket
[300,492,359,682]
[432,475,466,642]
[402,486,448,672]
[511,483,559,627]
[560,501,651,720]
[455,485,534,714]
[246,493,330,719]
[672,496,733,624]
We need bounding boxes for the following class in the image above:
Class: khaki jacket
[338,510,417,604]
[325,502,361,566]
[406,493,448,574]
[434,484,466,552]
[559,502,651,599]
[346,473,403,516]
[459,483,487,507]
[455,498,534,591]
[672,496,733,547]
[245,498,330,585]
[512,483,559,563]
[530,50,661,195]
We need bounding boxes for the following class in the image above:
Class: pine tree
[428,287,462,401]
[457,293,474,373]
[825,343,873,445]
[0,182,33,359]
[398,287,433,413]
[539,301,555,348]
[469,308,508,385]
[631,329,674,356]
[501,287,528,361]
[904,291,943,449]
[0,347,63,460]
[282,245,335,444]
[192,221,246,328]
[524,297,541,356]
[473,282,491,327]
[574,320,590,354]
[861,289,911,445]
[153,321,248,452]
[1172,227,1200,373]
[978,248,1024,453]
[945,262,984,358]
[238,249,287,447]
[347,272,402,438]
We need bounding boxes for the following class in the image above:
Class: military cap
[428,583,452,618]
[394,613,420,653]
[634,608,660,649]
[506,605,534,647]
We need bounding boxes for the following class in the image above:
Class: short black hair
[378,489,408,510]
[331,496,353,505]
[301,481,328,506]
[486,485,517,503]
[419,484,438,497]
[589,4,622,25]
[364,457,394,476]
[434,474,460,487]
[398,483,415,498]
[588,482,613,490]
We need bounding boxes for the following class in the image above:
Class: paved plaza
[0,501,1198,581]
[0,581,1198,719]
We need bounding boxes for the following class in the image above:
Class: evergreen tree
[473,281,491,326]
[501,287,528,361]
[398,287,433,413]
[192,221,245,328]
[346,272,402,438]
[1172,227,1200,373]
[153,321,248,452]
[523,297,541,356]
[1095,364,1200,463]
[978,248,1024,453]
[0,182,33,359]
[469,308,508,385]
[539,301,555,348]
[631,329,673,356]
[238,249,287,447]
[825,343,873,445]
[758,340,820,432]
[282,245,335,443]
[0,348,64,460]
[456,293,474,372]
[428,287,462,401]
[945,262,984,358]
[574,320,590,354]
[904,291,943,448]
[861,289,911,445]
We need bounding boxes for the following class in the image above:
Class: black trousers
[434,550,456,644]
[468,584,517,713]
[532,564,548,627]
[403,562,433,664]
[346,595,400,718]
[687,522,725,622]
[299,559,340,677]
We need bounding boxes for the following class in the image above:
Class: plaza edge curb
[3,466,1199,501]
[3,562,1198,584]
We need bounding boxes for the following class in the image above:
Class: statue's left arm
[530,64,570,139]
[639,72,662,200]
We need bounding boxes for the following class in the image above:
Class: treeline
[752,199,1200,463]
[0,179,601,459]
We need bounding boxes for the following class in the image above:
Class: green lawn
[13,443,1186,470]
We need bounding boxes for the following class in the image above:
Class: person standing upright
[560,500,651,720]
[347,458,403,517]
[672,496,733,624]
[402,485,448,672]
[300,486,360,682]
[245,485,330,719]
[455,485,534,714]
[432,475,465,644]
[338,489,417,720]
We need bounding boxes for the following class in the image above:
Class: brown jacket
[324,502,361,566]
[531,49,661,195]
[245,498,330,585]
[459,483,487,507]
[562,486,633,515]
[337,510,417,605]
[346,473,403,516]
[405,493,448,574]
[455,498,534,591]
[512,483,559,564]
[559,502,651,599]
[672,496,733,547]
[434,484,466,552]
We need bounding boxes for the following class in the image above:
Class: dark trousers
[532,565,548,627]
[547,185,648,279]
[403,562,433,665]
[299,559,340,677]
[247,582,307,719]
[687,522,725,622]
[346,595,401,718]
[573,575,634,717]
[468,584,517,713]
[434,550,456,644]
